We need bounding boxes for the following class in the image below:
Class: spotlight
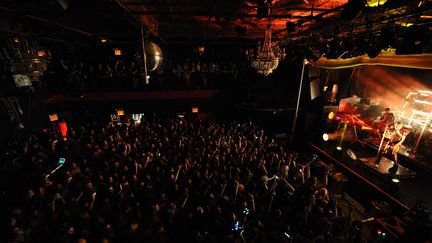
[101,39,108,43]
[392,178,400,183]
[116,108,125,116]
[322,133,329,141]
[346,149,357,160]
[336,146,342,151]
[198,46,205,55]
[366,0,387,7]
[328,112,335,120]
[377,229,387,238]
[418,0,426,8]
[113,48,122,56]
[49,113,59,122]
[37,50,46,57]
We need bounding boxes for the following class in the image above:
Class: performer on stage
[375,123,410,173]
[378,108,395,132]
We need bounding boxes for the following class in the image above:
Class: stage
[309,140,432,214]
[356,156,416,179]
[361,136,432,174]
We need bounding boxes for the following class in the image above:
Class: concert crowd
[40,59,245,92]
[5,117,371,243]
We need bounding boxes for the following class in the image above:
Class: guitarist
[375,123,410,173]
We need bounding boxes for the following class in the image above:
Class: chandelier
[251,23,281,76]
[0,37,51,85]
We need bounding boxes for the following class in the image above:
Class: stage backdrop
[309,65,432,109]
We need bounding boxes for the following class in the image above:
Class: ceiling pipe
[285,7,432,42]
[123,1,330,11]
[0,6,96,37]
[214,0,243,37]
[24,15,95,36]
[114,0,167,44]
[130,10,308,19]
[274,4,347,35]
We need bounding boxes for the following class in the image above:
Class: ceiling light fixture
[251,7,281,76]
[1,37,51,83]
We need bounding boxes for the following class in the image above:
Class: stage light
[322,133,329,141]
[346,149,357,160]
[114,48,122,56]
[116,108,125,116]
[419,90,432,94]
[361,217,375,223]
[59,121,68,139]
[49,113,59,122]
[418,0,425,8]
[396,22,414,27]
[414,99,432,106]
[336,146,342,151]
[377,229,382,235]
[392,178,400,183]
[328,112,335,120]
[366,0,387,7]
[37,50,46,57]
[198,46,205,55]
[101,39,108,43]
[192,107,199,113]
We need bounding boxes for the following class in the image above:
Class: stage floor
[361,136,432,173]
[356,156,416,179]
[310,140,432,212]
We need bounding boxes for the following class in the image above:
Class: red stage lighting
[58,121,68,139]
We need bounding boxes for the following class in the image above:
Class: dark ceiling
[0,0,139,43]
[119,0,347,39]
[0,0,431,49]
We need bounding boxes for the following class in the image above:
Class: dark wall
[0,94,50,148]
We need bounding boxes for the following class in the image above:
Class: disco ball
[145,42,163,72]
